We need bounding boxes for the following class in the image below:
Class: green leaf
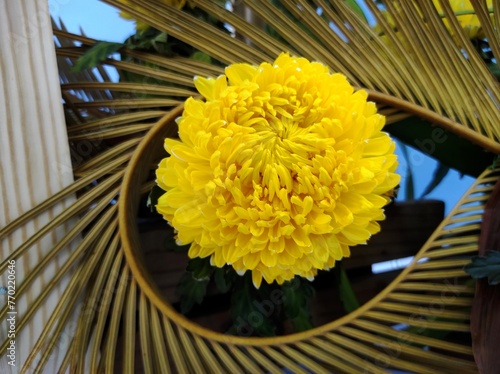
[290,308,314,332]
[176,272,209,314]
[487,63,500,80]
[282,277,315,332]
[344,0,368,23]
[282,278,312,318]
[186,257,213,280]
[191,51,212,64]
[72,41,123,72]
[338,265,360,313]
[464,251,500,285]
[152,32,168,45]
[123,29,173,55]
[420,163,450,198]
[213,267,235,293]
[229,274,276,337]
[385,117,495,177]
[492,155,500,170]
[398,142,415,200]
[146,185,165,213]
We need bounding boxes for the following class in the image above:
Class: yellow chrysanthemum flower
[377,1,492,42]
[433,0,492,39]
[156,53,400,288]
[118,0,186,33]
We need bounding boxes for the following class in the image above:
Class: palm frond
[116,103,497,373]
[102,0,500,152]
[5,89,491,372]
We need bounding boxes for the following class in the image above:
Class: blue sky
[51,0,475,215]
[51,0,134,42]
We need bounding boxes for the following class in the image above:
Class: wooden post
[471,179,500,373]
[0,0,76,372]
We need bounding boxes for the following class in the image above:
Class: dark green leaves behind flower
[146,185,164,213]
[229,273,276,337]
[386,117,495,178]
[176,271,210,314]
[336,264,360,314]
[72,41,123,72]
[420,163,450,199]
[464,251,500,285]
[282,278,315,332]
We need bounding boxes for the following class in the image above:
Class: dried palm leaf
[103,0,500,151]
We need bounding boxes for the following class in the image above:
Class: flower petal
[225,63,258,85]
[194,76,216,100]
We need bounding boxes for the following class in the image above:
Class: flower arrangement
[5,0,499,372]
[74,0,499,340]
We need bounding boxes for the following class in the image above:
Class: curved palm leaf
[104,0,500,150]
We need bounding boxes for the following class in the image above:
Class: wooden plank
[0,1,77,372]
[471,178,500,373]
